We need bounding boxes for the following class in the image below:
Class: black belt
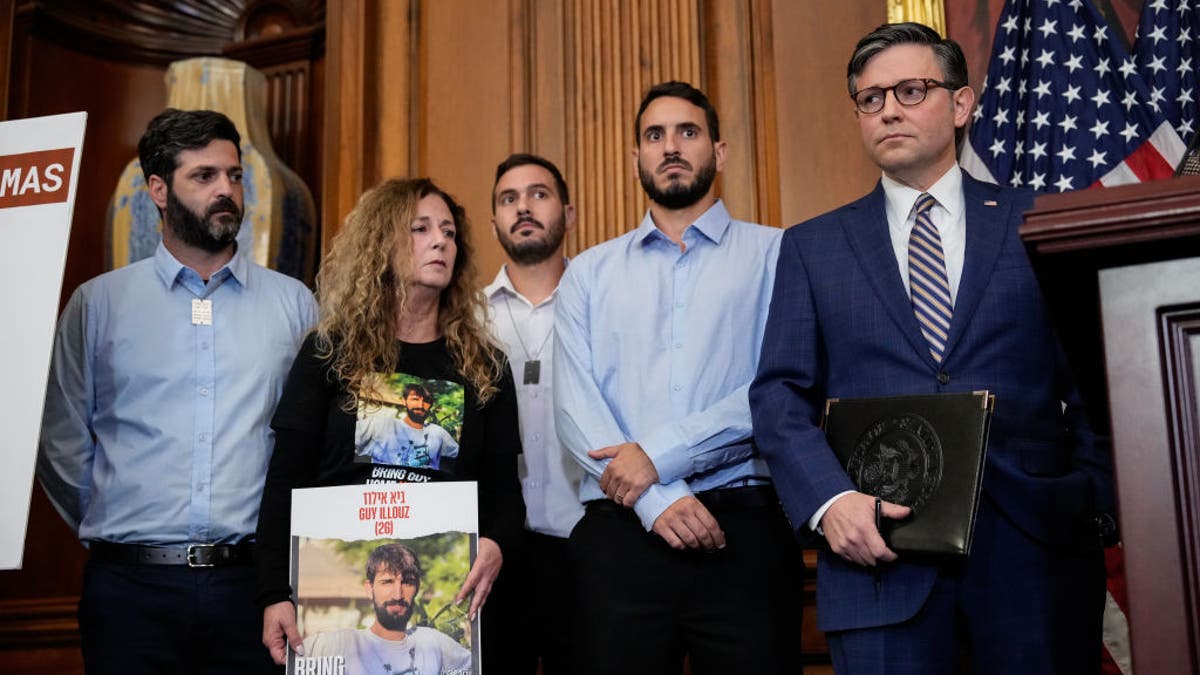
[88,540,255,567]
[586,485,779,514]
[694,485,779,511]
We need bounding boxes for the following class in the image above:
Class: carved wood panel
[19,0,323,65]
[563,0,702,253]
[1101,256,1200,675]
[1159,305,1200,671]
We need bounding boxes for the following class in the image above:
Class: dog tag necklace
[504,295,553,385]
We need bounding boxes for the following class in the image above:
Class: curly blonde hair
[314,177,502,404]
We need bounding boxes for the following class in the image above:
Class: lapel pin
[984,200,998,206]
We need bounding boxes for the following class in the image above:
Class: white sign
[291,482,478,541]
[0,112,86,569]
[289,483,480,675]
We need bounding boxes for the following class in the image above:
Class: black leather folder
[822,391,994,556]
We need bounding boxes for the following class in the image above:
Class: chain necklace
[503,294,553,384]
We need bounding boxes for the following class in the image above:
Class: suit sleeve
[749,226,856,534]
[1056,342,1117,529]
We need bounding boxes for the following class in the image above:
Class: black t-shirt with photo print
[255,333,524,607]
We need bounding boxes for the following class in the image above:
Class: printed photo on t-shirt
[354,373,464,471]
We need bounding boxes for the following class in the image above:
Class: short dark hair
[403,383,433,404]
[634,81,720,145]
[137,108,242,186]
[847,23,969,144]
[366,543,422,584]
[847,23,967,94]
[492,153,571,211]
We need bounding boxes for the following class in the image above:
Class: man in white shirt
[483,153,583,675]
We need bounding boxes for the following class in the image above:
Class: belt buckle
[187,544,217,568]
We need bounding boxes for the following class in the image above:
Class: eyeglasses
[850,78,954,115]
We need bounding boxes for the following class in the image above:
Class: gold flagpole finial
[887,0,946,37]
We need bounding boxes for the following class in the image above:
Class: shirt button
[199,387,209,396]
[199,433,210,442]
[674,343,682,350]
[533,433,542,442]
[200,342,209,350]
[531,391,539,399]
[673,384,682,392]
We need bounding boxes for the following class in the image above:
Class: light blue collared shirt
[554,199,782,529]
[37,243,317,545]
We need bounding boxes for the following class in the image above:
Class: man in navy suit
[749,23,1115,675]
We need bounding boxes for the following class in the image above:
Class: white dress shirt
[810,164,967,532]
[485,263,585,538]
[882,164,967,304]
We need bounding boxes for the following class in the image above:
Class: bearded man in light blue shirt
[36,108,316,674]
[553,81,802,675]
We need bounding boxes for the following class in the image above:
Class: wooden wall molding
[1159,305,1200,669]
[1022,176,1200,255]
[0,597,79,648]
[1100,256,1200,674]
[563,0,702,253]
[321,0,416,251]
[704,0,779,228]
[223,23,324,66]
[17,0,323,66]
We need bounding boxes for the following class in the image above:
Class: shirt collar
[631,198,731,247]
[153,241,248,290]
[484,258,569,304]
[881,164,964,224]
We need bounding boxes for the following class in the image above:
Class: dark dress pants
[79,556,279,675]
[484,529,577,675]
[569,495,803,675]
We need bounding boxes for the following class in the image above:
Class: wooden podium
[1022,176,1200,675]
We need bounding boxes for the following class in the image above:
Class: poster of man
[354,374,463,471]
[293,534,476,675]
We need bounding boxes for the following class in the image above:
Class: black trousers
[569,495,804,675]
[484,530,577,675]
[79,557,278,675]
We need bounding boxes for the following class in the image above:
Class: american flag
[961,0,1186,191]
[1132,0,1199,145]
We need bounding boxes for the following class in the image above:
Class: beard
[406,407,429,424]
[638,152,717,210]
[165,189,243,253]
[497,213,567,265]
[373,597,414,632]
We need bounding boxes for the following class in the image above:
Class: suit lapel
[841,183,934,365]
[943,174,1008,360]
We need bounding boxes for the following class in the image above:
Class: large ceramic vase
[106,57,317,281]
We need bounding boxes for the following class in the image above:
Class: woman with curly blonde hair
[256,178,524,669]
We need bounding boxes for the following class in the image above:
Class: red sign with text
[0,148,75,208]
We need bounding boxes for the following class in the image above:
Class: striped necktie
[908,193,952,362]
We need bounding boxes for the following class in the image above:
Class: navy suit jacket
[749,172,1114,632]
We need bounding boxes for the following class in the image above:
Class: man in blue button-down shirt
[37,109,316,674]
[554,81,802,675]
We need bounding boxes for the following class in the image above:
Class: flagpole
[887,0,946,36]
